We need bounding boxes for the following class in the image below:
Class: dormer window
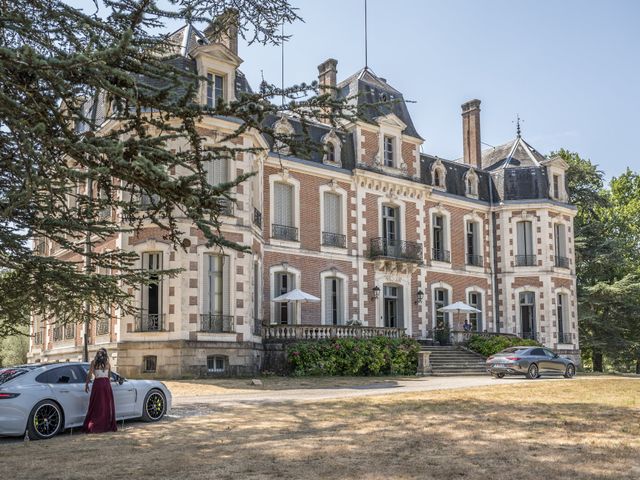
[434,170,441,186]
[206,73,224,107]
[553,174,561,200]
[322,129,342,166]
[327,143,336,163]
[432,160,446,189]
[383,136,394,167]
[464,169,479,197]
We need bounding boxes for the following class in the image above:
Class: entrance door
[275,272,295,324]
[519,292,535,339]
[383,285,403,328]
[382,206,399,256]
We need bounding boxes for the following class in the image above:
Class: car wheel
[27,400,63,440]
[495,373,505,379]
[141,389,166,422]
[526,363,539,379]
[564,364,576,378]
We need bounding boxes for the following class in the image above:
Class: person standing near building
[83,348,117,433]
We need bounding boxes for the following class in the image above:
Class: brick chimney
[317,58,338,98]
[204,9,239,56]
[461,99,482,169]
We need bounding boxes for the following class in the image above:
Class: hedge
[467,334,540,357]
[287,337,420,376]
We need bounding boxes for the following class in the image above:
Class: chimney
[204,8,239,56]
[317,58,338,98]
[461,99,482,169]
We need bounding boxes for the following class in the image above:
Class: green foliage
[0,326,29,367]
[467,335,540,358]
[287,337,420,376]
[434,322,451,346]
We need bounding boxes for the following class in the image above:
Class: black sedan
[486,346,576,379]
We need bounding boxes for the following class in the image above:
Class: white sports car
[0,362,171,440]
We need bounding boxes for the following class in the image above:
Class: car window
[543,349,556,358]
[500,347,529,354]
[36,366,84,384]
[530,348,545,356]
[0,368,29,385]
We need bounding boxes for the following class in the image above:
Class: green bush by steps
[287,337,420,376]
[467,334,540,357]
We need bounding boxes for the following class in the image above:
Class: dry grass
[3,378,640,480]
[165,376,417,397]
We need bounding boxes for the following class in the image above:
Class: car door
[529,348,549,373]
[543,349,565,374]
[110,372,138,419]
[37,366,89,427]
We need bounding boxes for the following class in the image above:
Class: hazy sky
[67,0,640,179]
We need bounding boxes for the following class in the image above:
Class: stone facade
[28,24,580,376]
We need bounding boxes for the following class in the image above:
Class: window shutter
[397,287,404,328]
[324,277,332,325]
[202,255,211,315]
[517,222,525,256]
[324,193,340,234]
[337,278,344,325]
[274,183,293,226]
[222,255,231,316]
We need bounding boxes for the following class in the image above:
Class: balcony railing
[263,324,405,341]
[33,331,43,345]
[53,326,63,342]
[253,318,263,336]
[217,198,234,216]
[253,208,262,229]
[466,254,483,267]
[200,314,235,333]
[558,332,572,344]
[555,255,569,269]
[272,224,298,241]
[96,318,110,336]
[369,238,422,263]
[516,255,537,267]
[135,313,165,332]
[432,248,451,263]
[322,231,346,248]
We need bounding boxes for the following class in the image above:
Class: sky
[67,0,640,180]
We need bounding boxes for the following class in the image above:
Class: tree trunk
[636,356,640,375]
[592,351,603,372]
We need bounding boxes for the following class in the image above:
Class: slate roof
[420,155,497,203]
[481,136,547,170]
[337,67,422,140]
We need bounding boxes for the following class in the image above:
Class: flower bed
[287,336,420,376]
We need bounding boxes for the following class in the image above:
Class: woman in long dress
[83,348,117,433]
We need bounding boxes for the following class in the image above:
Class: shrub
[467,334,540,357]
[287,337,420,376]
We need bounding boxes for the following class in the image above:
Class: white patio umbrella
[272,288,320,324]
[437,301,481,330]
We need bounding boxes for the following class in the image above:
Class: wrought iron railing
[217,198,234,216]
[558,332,572,344]
[369,238,422,263]
[272,224,298,241]
[200,314,235,333]
[135,313,165,332]
[555,255,569,269]
[96,318,110,336]
[466,254,483,267]
[262,324,405,341]
[53,326,63,342]
[516,255,537,267]
[432,248,451,263]
[64,324,75,339]
[253,207,262,229]
[322,231,346,248]
[253,318,263,336]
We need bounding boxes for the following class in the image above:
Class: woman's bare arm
[85,361,94,393]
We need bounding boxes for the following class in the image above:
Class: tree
[0,326,29,367]
[558,150,640,371]
[0,1,356,337]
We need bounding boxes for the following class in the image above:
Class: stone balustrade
[262,324,405,341]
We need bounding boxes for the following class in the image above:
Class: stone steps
[420,345,488,375]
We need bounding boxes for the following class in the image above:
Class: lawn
[2,378,639,480]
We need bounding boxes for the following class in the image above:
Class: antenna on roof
[364,0,368,68]
[281,20,285,106]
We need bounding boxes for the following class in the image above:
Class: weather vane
[514,114,524,138]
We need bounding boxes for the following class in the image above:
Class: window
[274,271,295,324]
[382,206,399,242]
[516,221,535,266]
[324,277,344,325]
[468,292,482,331]
[466,221,481,266]
[322,192,345,247]
[434,170,441,187]
[383,285,403,328]
[432,163,446,188]
[383,136,394,167]
[465,171,478,196]
[553,174,560,199]
[253,260,261,324]
[143,356,157,373]
[36,366,85,384]
[326,143,336,163]
[434,288,449,327]
[519,292,535,339]
[557,293,569,343]
[205,157,229,185]
[432,214,449,262]
[207,356,225,373]
[202,254,231,332]
[554,224,568,268]
[273,182,296,241]
[140,252,163,331]
[206,73,224,107]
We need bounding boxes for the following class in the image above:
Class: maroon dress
[83,369,117,433]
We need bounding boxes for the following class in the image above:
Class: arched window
[434,170,441,186]
[431,160,446,189]
[327,142,336,163]
[322,130,342,166]
[464,169,479,197]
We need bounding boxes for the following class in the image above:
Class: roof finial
[516,114,522,138]
[364,0,368,69]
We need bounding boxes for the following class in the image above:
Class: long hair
[93,348,108,370]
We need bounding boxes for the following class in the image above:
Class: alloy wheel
[33,403,61,438]
[146,392,165,420]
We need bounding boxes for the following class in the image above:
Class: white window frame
[431,160,447,190]
[319,184,348,253]
[320,270,349,326]
[269,264,302,325]
[430,282,453,329]
[428,206,452,267]
[268,172,300,247]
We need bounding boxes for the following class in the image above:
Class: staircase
[420,344,488,375]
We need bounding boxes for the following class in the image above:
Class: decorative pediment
[542,155,569,170]
[374,113,407,131]
[191,43,242,67]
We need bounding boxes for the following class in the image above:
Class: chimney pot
[461,99,482,169]
[317,58,338,98]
